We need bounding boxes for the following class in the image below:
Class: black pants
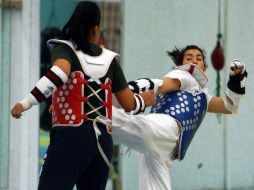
[38,123,113,190]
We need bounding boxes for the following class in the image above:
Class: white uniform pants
[112,106,180,190]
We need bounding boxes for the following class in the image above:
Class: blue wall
[41,0,77,30]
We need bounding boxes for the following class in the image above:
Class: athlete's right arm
[158,77,181,94]
[10,59,70,119]
[111,59,156,114]
[114,87,156,113]
[53,59,71,77]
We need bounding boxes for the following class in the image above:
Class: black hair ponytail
[62,1,101,55]
[167,47,183,66]
[167,45,207,67]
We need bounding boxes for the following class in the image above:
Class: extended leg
[112,106,180,159]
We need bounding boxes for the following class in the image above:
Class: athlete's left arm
[10,59,70,119]
[208,59,247,114]
[208,96,231,114]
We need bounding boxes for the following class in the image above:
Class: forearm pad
[223,89,242,114]
[128,78,162,94]
[20,66,68,111]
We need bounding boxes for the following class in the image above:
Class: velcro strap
[128,81,140,94]
[131,94,146,114]
[142,78,154,91]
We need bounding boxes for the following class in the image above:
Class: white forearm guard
[19,66,68,111]
[128,78,163,94]
[223,89,242,114]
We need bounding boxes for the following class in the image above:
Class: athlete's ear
[89,26,100,43]
[95,25,100,36]
[91,25,100,37]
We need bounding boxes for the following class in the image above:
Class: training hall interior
[0,0,254,190]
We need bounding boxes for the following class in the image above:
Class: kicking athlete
[112,45,247,190]
[10,2,155,190]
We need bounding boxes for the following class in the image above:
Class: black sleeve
[109,58,128,93]
[50,44,74,66]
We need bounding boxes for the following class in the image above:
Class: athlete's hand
[227,59,247,95]
[11,103,24,119]
[49,105,53,113]
[229,59,246,75]
[139,91,156,107]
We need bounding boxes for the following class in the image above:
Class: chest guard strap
[151,91,207,160]
[52,71,112,132]
[47,39,119,82]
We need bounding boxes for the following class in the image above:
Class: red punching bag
[211,40,224,71]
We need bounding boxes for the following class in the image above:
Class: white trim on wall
[8,0,40,190]
[0,4,11,190]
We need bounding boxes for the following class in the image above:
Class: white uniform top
[164,69,213,105]
[112,65,213,190]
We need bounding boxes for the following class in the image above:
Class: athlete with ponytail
[10,2,155,190]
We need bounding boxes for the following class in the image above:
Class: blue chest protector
[151,90,207,160]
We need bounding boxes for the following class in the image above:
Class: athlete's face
[182,49,206,72]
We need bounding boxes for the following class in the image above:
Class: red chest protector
[51,71,112,132]
[48,39,118,133]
